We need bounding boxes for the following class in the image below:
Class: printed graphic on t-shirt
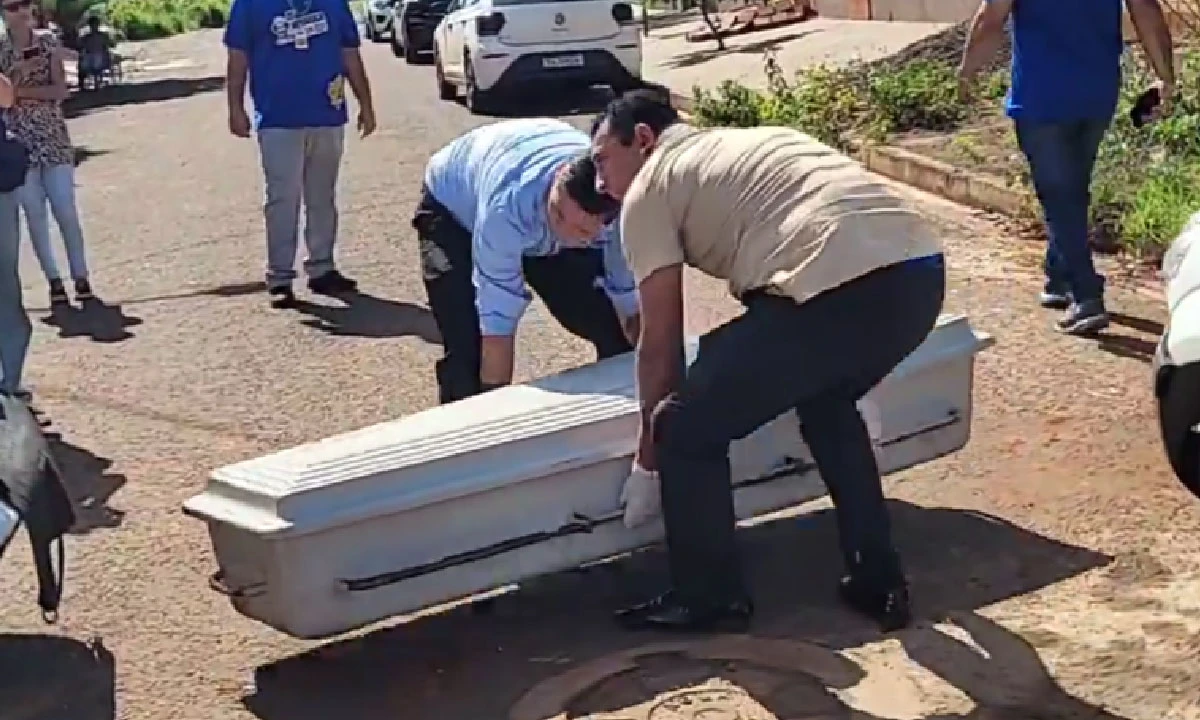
[270,8,330,49]
[327,75,345,108]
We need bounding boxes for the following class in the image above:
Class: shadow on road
[468,86,616,119]
[41,299,143,343]
[294,290,441,342]
[899,612,1131,719]
[0,634,116,720]
[1097,332,1157,364]
[64,75,226,119]
[45,432,126,534]
[242,500,1112,720]
[73,146,111,167]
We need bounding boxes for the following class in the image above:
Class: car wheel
[435,53,456,101]
[390,27,404,57]
[464,55,497,115]
[371,24,388,42]
[1159,360,1200,498]
[364,22,375,41]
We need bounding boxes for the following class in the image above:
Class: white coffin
[183,313,993,639]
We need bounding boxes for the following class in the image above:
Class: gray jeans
[256,126,345,288]
[0,190,31,394]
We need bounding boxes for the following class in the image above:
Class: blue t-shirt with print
[223,0,360,129]
[1000,0,1124,122]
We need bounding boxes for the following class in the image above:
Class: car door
[438,0,466,76]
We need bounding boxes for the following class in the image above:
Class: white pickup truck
[1155,214,1200,500]
[184,314,993,639]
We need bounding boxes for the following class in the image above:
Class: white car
[364,0,397,41]
[1155,212,1200,499]
[432,0,642,113]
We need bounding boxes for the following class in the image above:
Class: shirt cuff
[479,311,521,337]
[607,288,640,320]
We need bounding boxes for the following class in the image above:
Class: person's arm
[0,74,13,109]
[620,192,687,471]
[337,0,375,130]
[598,222,641,346]
[958,0,1013,82]
[14,41,68,102]
[224,0,253,120]
[474,210,534,389]
[1126,0,1176,102]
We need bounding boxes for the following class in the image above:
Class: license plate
[543,54,584,69]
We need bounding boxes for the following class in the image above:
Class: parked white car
[364,0,397,41]
[431,0,642,113]
[1156,213,1200,500]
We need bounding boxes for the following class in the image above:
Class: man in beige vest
[590,90,945,633]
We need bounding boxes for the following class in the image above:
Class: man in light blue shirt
[414,118,640,404]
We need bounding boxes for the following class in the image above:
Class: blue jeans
[18,163,91,282]
[0,191,31,394]
[1014,118,1109,303]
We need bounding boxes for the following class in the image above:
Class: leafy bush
[1089,50,1200,257]
[692,52,988,150]
[106,0,229,40]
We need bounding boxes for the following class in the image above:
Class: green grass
[105,0,229,40]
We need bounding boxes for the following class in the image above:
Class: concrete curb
[860,145,1032,217]
[665,90,1032,219]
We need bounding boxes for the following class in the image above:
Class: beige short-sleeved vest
[619,124,943,303]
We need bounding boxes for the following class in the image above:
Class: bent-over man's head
[547,153,619,247]
[590,88,680,201]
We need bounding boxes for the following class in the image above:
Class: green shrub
[862,59,965,138]
[692,53,988,150]
[106,0,229,40]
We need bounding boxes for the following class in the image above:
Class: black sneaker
[48,279,68,306]
[308,270,357,296]
[268,284,297,309]
[1056,298,1110,336]
[73,278,94,302]
[614,590,753,633]
[837,575,912,632]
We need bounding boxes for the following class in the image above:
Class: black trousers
[413,186,633,404]
[653,255,946,606]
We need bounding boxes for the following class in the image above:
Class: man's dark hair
[560,154,619,218]
[590,86,680,144]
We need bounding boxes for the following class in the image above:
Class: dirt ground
[1,30,1199,720]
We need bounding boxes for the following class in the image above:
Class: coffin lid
[183,313,990,536]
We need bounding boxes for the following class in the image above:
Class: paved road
[1,30,1197,720]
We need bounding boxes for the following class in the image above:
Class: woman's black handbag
[0,125,30,194]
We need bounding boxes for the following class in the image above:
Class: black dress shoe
[837,575,912,632]
[615,591,753,633]
[308,270,358,296]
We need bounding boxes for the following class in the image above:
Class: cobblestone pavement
[0,30,1197,720]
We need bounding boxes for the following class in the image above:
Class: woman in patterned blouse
[1,0,96,306]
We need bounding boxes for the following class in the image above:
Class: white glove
[619,463,661,529]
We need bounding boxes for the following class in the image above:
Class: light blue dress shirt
[424,118,639,337]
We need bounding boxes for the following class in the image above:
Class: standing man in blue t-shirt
[224,0,377,308]
[959,0,1174,335]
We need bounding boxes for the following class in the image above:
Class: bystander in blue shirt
[224,0,360,129]
[425,119,638,337]
[963,0,1141,336]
